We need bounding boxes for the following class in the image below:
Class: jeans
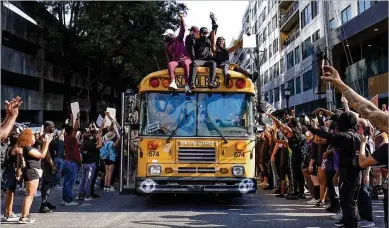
[271,160,280,189]
[217,61,230,86]
[339,167,360,228]
[190,59,217,85]
[357,183,374,222]
[77,163,96,197]
[168,58,191,82]
[62,160,78,203]
[326,171,340,210]
[53,158,64,186]
[41,164,55,205]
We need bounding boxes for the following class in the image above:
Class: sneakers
[46,202,56,210]
[331,212,343,220]
[39,205,52,213]
[358,220,376,228]
[334,221,344,227]
[185,85,192,95]
[315,200,325,208]
[76,194,85,200]
[258,182,269,187]
[18,215,35,224]
[109,186,116,192]
[307,198,318,205]
[169,81,178,90]
[84,196,93,201]
[62,200,79,206]
[2,213,20,222]
[104,187,109,192]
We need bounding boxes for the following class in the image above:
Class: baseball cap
[188,26,199,32]
[200,27,209,34]
[162,29,175,36]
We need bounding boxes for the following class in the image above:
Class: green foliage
[39,1,187,91]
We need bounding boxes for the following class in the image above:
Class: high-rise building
[233,0,388,115]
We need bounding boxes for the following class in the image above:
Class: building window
[269,66,274,80]
[341,5,352,24]
[270,89,273,103]
[274,87,280,102]
[263,7,267,22]
[256,34,260,46]
[301,4,312,28]
[295,76,301,94]
[263,28,267,41]
[280,57,284,74]
[273,38,279,53]
[302,37,312,60]
[303,70,313,91]
[281,84,286,99]
[264,70,269,84]
[358,0,371,14]
[269,44,273,58]
[263,49,268,63]
[287,51,294,69]
[289,79,295,95]
[268,22,271,36]
[312,29,320,42]
[295,46,300,64]
[265,92,269,103]
[311,1,319,19]
[329,18,335,31]
[259,34,263,44]
[275,62,279,78]
[272,15,277,30]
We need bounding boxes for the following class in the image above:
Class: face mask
[164,37,173,42]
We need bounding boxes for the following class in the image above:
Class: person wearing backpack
[99,131,120,192]
[307,112,361,228]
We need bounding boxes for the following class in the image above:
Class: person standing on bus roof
[190,17,217,89]
[162,11,192,93]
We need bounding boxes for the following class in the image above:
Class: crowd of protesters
[1,100,121,224]
[256,65,388,228]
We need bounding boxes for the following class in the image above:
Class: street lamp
[284,85,291,111]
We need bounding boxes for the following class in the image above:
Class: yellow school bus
[135,67,257,195]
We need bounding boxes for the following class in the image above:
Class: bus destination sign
[176,75,221,88]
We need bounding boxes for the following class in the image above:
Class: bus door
[119,90,139,194]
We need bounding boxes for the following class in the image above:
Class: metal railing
[280,1,299,28]
[281,28,300,49]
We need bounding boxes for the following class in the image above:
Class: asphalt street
[1,186,386,228]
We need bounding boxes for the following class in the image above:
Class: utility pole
[322,0,334,111]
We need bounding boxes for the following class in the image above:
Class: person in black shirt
[189,25,217,89]
[77,124,99,201]
[185,26,199,61]
[308,112,360,228]
[359,131,388,228]
[35,121,58,213]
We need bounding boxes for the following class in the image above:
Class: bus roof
[138,67,256,95]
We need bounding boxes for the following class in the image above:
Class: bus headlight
[149,165,162,175]
[232,166,245,176]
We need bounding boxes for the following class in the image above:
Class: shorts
[104,159,115,165]
[22,168,40,181]
[2,167,17,192]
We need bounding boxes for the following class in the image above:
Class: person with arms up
[185,26,199,61]
[359,131,388,228]
[307,112,361,228]
[163,11,192,92]
[62,113,81,206]
[321,65,388,133]
[17,129,53,224]
[190,19,217,89]
[0,96,22,140]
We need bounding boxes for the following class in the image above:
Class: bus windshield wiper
[205,113,228,144]
[166,114,189,143]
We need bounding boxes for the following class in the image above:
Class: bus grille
[178,147,216,163]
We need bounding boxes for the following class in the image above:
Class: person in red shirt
[62,113,81,206]
[163,11,191,92]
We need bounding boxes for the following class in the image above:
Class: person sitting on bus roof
[189,25,217,89]
[185,26,199,61]
[162,11,192,93]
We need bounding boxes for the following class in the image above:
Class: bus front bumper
[135,177,257,194]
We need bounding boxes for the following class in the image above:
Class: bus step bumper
[135,177,257,194]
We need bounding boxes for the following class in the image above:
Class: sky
[177,1,249,46]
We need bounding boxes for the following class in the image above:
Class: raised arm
[227,40,243,53]
[0,97,22,140]
[267,114,293,138]
[177,12,186,41]
[321,65,388,133]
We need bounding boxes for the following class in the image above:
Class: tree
[38,1,187,119]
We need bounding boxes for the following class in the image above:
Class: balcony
[279,1,295,10]
[280,1,299,33]
[281,28,300,50]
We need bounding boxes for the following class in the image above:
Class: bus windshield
[140,92,254,137]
